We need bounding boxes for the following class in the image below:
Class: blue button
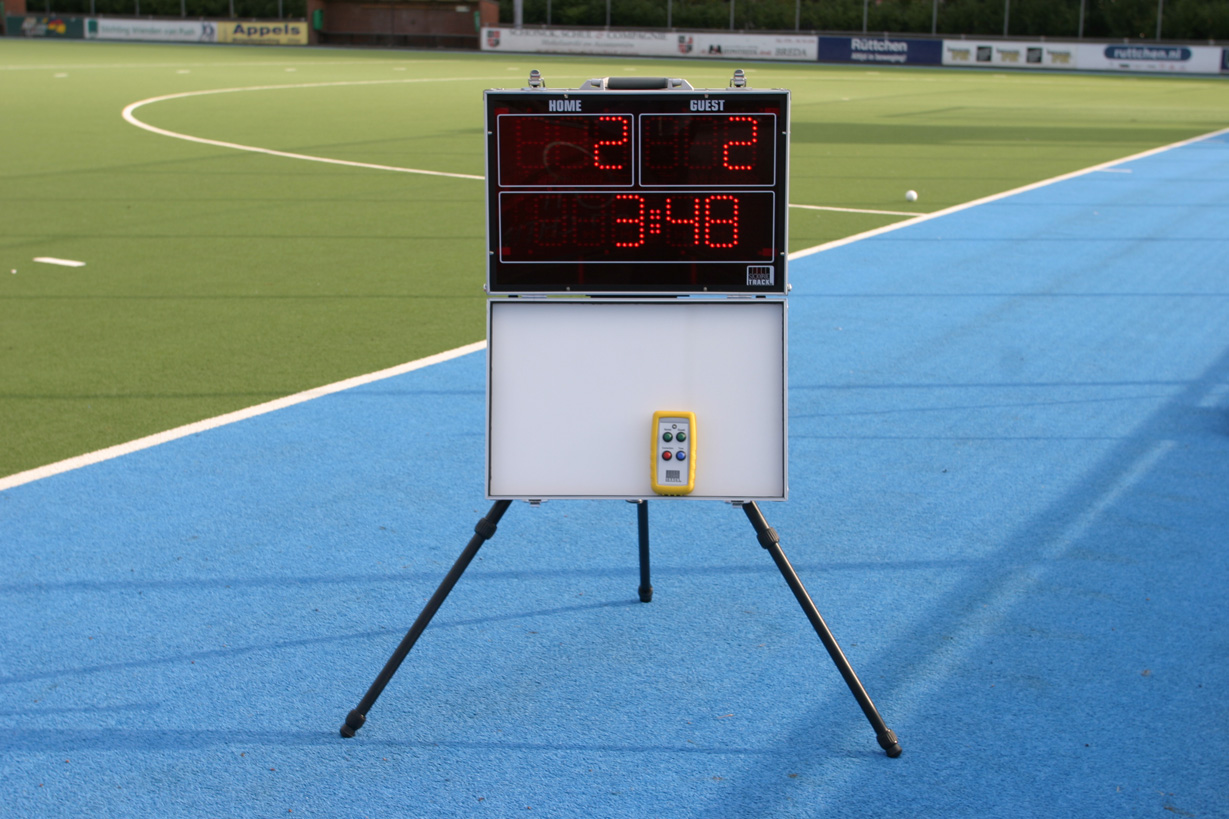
[675,451,686,461]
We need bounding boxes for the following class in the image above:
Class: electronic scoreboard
[484,83,790,294]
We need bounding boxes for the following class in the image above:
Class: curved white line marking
[122,77,486,181]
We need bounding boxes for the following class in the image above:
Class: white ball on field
[905,190,918,202]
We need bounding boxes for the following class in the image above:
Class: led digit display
[640,114,776,186]
[499,191,775,264]
[497,114,634,187]
[486,88,789,293]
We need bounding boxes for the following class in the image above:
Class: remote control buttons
[662,450,672,460]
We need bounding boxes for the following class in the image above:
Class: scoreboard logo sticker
[747,266,774,286]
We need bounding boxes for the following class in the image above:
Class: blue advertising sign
[818,36,942,66]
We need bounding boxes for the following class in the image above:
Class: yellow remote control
[651,411,696,495]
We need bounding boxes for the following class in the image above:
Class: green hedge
[499,0,1228,40]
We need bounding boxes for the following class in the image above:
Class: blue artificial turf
[2,133,1227,818]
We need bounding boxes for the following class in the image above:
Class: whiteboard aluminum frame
[486,297,787,502]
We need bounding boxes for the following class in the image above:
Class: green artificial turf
[1,39,1226,478]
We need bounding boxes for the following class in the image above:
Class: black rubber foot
[877,729,902,758]
[638,585,653,603]
[340,709,365,738]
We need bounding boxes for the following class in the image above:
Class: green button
[663,432,673,442]
[676,431,686,442]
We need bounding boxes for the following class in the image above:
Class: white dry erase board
[486,298,786,501]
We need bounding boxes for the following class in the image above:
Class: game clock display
[485,89,789,294]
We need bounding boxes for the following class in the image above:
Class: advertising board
[1077,43,1223,74]
[217,20,308,45]
[942,40,1076,69]
[481,27,815,61]
[5,15,88,38]
[86,18,216,42]
[687,32,817,61]
[819,36,942,66]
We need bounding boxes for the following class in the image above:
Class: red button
[662,450,672,460]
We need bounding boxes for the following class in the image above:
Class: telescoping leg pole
[637,500,653,603]
[340,499,513,738]
[741,502,902,758]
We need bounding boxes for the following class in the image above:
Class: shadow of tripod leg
[339,499,513,738]
[741,502,902,758]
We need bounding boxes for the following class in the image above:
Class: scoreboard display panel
[484,87,790,294]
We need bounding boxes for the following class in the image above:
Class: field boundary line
[122,78,488,181]
[0,341,487,493]
[788,124,1229,261]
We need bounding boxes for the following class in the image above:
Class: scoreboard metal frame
[483,86,790,295]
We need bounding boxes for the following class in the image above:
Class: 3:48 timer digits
[498,190,775,264]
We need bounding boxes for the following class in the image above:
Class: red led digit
[614,195,646,248]
[498,190,772,263]
[723,116,758,171]
[594,115,630,171]
[703,195,739,248]
[665,196,701,245]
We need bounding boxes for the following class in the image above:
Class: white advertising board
[942,39,1076,69]
[1076,43,1224,74]
[87,17,217,42]
[942,38,1225,74]
[481,27,816,62]
[487,299,787,501]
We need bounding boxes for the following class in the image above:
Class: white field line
[0,341,486,493]
[34,257,87,267]
[789,124,1229,261]
[6,109,1225,492]
[121,78,488,181]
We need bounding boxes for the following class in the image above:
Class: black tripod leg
[742,502,902,758]
[637,500,653,603]
[340,499,513,738]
